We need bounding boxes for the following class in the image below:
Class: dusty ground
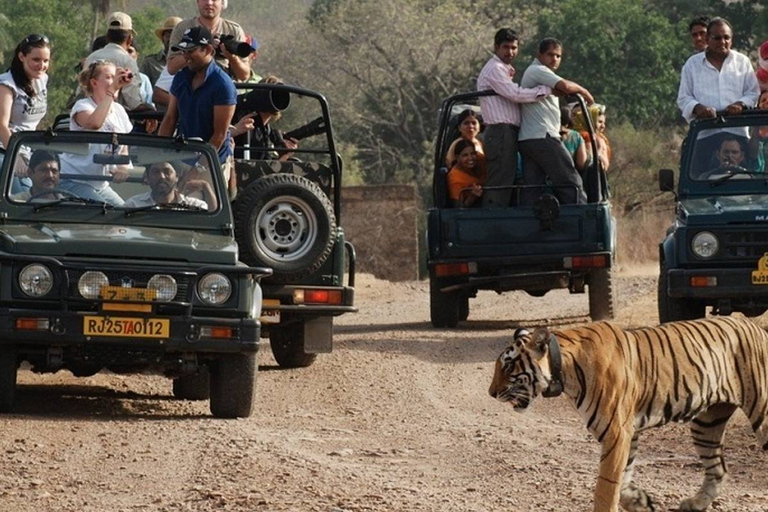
[1,267,767,512]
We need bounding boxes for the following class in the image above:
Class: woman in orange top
[447,139,486,207]
[445,109,486,170]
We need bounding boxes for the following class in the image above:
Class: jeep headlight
[198,273,231,305]
[148,274,177,302]
[78,271,109,299]
[691,231,719,259]
[19,264,53,297]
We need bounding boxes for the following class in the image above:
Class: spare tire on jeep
[234,173,336,283]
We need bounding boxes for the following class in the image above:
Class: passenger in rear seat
[447,139,486,208]
[444,109,485,169]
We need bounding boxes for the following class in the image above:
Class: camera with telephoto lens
[235,88,291,121]
[283,117,327,141]
[216,35,256,58]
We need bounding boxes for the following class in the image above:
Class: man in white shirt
[124,162,210,210]
[476,28,551,208]
[677,17,760,173]
[518,38,593,206]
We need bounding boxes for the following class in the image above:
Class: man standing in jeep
[518,38,593,206]
[166,0,250,81]
[476,28,550,208]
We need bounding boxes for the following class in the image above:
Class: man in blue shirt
[158,26,237,197]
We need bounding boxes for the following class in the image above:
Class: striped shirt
[677,49,759,122]
[477,54,551,126]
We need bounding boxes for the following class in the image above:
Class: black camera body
[217,35,255,58]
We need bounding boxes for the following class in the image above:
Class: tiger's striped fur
[488,316,768,512]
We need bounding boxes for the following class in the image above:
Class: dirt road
[1,269,766,512]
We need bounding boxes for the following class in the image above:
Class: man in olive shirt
[140,16,182,86]
[519,38,593,206]
[166,0,250,81]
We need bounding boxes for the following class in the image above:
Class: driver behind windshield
[123,161,212,210]
[11,149,63,202]
[701,136,747,179]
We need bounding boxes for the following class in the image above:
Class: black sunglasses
[22,34,50,46]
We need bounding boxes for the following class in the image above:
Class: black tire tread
[172,369,211,401]
[209,354,257,418]
[430,278,460,328]
[588,267,615,321]
[270,321,318,368]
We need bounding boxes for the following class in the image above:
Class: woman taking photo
[59,60,133,206]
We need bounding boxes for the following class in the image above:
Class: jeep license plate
[260,299,280,324]
[83,316,170,338]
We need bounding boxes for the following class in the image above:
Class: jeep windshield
[3,132,220,213]
[687,113,768,184]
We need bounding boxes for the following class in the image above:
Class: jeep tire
[209,353,257,418]
[588,268,615,321]
[269,321,317,368]
[658,262,705,323]
[430,278,460,328]
[234,174,336,283]
[459,295,470,322]
[172,368,210,400]
[0,346,17,413]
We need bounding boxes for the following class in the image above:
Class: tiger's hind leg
[619,433,656,512]
[680,403,737,512]
[743,397,768,451]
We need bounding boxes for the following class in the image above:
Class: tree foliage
[527,0,688,126]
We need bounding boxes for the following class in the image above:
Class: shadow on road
[12,384,210,420]
[334,315,589,364]
[336,315,588,334]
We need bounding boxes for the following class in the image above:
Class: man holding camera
[166,0,251,81]
[158,26,238,197]
[83,12,148,112]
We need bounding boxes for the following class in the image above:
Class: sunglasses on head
[22,34,50,46]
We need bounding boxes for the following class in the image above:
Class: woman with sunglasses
[0,34,50,151]
[58,60,133,206]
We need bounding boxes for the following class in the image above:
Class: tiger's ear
[512,328,530,348]
[526,327,550,360]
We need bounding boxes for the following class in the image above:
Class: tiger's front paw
[620,483,656,512]
[679,496,712,512]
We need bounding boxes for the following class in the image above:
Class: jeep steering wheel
[701,164,750,180]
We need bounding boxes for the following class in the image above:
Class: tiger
[488,316,768,512]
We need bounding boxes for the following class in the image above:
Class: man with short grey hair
[518,38,593,206]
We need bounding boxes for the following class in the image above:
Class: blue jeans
[59,180,125,207]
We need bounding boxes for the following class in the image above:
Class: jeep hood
[0,223,237,264]
[680,195,768,224]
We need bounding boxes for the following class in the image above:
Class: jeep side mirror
[659,169,675,193]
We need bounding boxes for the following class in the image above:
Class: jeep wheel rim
[256,196,318,261]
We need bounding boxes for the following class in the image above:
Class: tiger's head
[488,327,553,411]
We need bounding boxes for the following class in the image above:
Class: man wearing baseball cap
[83,12,149,111]
[166,0,250,81]
[158,26,238,196]
[141,16,182,86]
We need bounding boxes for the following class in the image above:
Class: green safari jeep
[658,111,768,322]
[0,130,270,418]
